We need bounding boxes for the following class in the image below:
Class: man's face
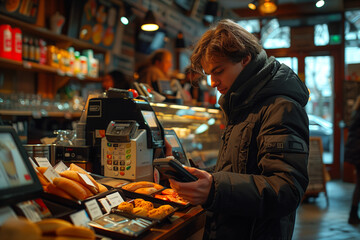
[201,57,246,95]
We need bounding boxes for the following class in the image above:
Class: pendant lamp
[141,9,159,31]
[258,0,277,14]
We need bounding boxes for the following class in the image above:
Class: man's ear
[242,55,252,66]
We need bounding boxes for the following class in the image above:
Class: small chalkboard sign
[304,137,329,205]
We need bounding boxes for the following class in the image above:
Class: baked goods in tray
[121,181,164,193]
[154,188,190,206]
[117,198,175,220]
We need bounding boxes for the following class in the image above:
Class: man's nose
[210,76,219,88]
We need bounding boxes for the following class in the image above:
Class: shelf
[0,14,108,54]
[0,57,102,82]
[0,110,82,118]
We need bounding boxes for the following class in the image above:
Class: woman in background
[345,96,360,224]
[102,70,132,91]
[136,49,173,92]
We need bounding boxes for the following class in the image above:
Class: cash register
[85,90,165,181]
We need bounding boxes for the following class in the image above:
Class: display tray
[114,198,178,223]
[41,188,118,209]
[120,188,191,210]
[88,213,155,239]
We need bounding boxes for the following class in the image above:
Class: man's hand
[169,167,213,205]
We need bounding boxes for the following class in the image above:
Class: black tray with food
[120,187,191,210]
[114,198,178,223]
[88,212,155,239]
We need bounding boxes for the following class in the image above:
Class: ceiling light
[258,0,277,14]
[141,10,159,31]
[316,0,325,8]
[248,1,257,10]
[120,3,135,26]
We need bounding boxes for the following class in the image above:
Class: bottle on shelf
[12,27,22,62]
[0,24,13,60]
[22,36,29,61]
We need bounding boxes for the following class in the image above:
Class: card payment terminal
[101,120,153,181]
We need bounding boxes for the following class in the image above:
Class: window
[261,19,290,49]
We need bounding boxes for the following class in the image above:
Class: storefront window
[314,24,329,46]
[261,19,290,49]
[237,19,260,33]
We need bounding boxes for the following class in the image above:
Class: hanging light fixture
[120,3,135,26]
[248,0,257,10]
[316,0,325,8]
[258,0,277,14]
[141,2,159,31]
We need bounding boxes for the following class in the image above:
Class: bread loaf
[46,183,74,200]
[36,218,72,235]
[69,164,99,193]
[134,187,158,195]
[56,226,95,240]
[52,177,88,200]
[60,170,98,195]
[0,217,41,240]
[122,181,163,192]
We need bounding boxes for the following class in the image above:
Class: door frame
[266,44,344,179]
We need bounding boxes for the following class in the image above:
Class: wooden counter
[96,205,206,240]
[141,205,205,240]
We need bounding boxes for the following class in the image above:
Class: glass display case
[150,103,224,169]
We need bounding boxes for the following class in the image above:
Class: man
[170,19,309,240]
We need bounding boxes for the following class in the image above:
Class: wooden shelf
[0,14,108,54]
[0,58,102,82]
[0,109,82,118]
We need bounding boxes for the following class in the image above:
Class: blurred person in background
[102,70,132,91]
[345,96,360,225]
[136,49,173,92]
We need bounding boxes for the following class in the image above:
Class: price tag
[17,202,41,222]
[54,161,69,173]
[29,157,38,169]
[43,166,61,183]
[106,192,124,207]
[85,199,103,220]
[34,157,52,167]
[99,198,112,214]
[70,210,90,227]
[78,173,97,188]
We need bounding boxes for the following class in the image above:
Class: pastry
[132,207,148,217]
[117,201,134,213]
[148,209,167,219]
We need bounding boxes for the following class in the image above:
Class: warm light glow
[248,2,256,10]
[191,107,207,112]
[169,105,190,110]
[258,0,277,14]
[208,109,220,114]
[316,0,325,8]
[150,103,168,107]
[141,23,159,31]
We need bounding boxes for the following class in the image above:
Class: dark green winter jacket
[202,50,309,240]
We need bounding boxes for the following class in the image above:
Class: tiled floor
[293,180,360,240]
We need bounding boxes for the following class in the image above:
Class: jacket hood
[219,50,309,121]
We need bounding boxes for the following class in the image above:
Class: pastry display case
[150,103,224,169]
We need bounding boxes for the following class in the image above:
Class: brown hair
[190,19,262,76]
